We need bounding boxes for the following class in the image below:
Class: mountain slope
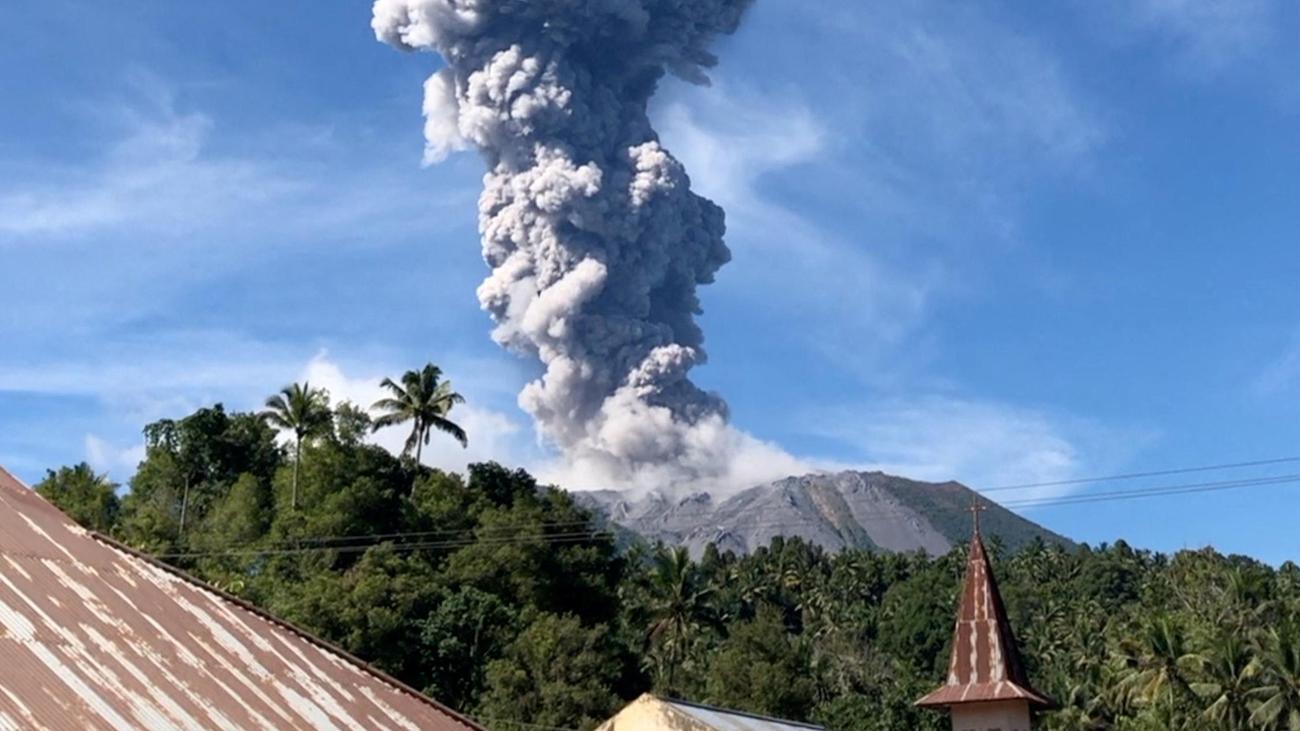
[575,470,1071,556]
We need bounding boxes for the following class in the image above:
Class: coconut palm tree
[1192,632,1259,730]
[1114,616,1199,725]
[645,546,713,694]
[1250,624,1300,730]
[371,364,467,464]
[261,382,331,510]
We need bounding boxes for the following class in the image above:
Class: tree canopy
[35,395,1300,731]
[262,381,332,510]
[372,363,468,462]
[34,462,120,532]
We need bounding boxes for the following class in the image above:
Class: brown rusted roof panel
[0,465,484,731]
[915,530,1054,709]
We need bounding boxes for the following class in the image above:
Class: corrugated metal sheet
[661,697,824,731]
[914,528,1054,709]
[0,465,484,731]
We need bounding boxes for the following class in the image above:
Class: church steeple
[915,498,1054,730]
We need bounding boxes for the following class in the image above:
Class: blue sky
[3,0,1300,563]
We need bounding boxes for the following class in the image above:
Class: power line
[159,454,1300,553]
[979,455,1300,493]
[251,509,926,548]
[999,472,1300,509]
[139,454,1300,560]
[144,469,1300,561]
[155,530,614,560]
[249,519,600,549]
[465,716,584,731]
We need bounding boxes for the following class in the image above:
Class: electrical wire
[253,519,600,548]
[978,455,1300,493]
[465,716,584,731]
[159,454,1300,552]
[998,472,1300,508]
[154,530,614,560]
[146,468,1300,561]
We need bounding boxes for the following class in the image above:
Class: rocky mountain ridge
[575,470,1071,556]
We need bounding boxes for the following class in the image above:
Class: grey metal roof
[658,697,824,731]
[0,465,484,731]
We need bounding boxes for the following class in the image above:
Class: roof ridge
[655,695,825,729]
[0,464,29,491]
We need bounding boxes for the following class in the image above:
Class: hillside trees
[261,381,331,510]
[636,546,714,695]
[33,462,120,532]
[1250,623,1300,730]
[479,613,625,729]
[704,606,816,719]
[37,394,1300,731]
[121,404,281,552]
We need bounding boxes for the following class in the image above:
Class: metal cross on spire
[969,494,987,535]
[916,486,1057,714]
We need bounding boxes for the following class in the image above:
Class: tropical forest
[33,369,1300,731]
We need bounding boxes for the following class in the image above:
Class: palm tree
[371,364,467,464]
[1114,616,1199,725]
[1250,624,1300,730]
[1192,632,1259,730]
[645,546,713,694]
[261,382,331,510]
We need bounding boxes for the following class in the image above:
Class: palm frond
[377,377,406,396]
[370,397,411,413]
[428,415,468,447]
[371,363,468,452]
[372,413,410,430]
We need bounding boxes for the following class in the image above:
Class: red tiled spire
[915,503,1054,709]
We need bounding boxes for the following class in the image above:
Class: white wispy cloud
[655,89,826,214]
[814,1,1106,214]
[0,330,308,401]
[656,1,1105,378]
[802,394,1158,501]
[0,76,487,356]
[657,85,938,377]
[84,435,145,481]
[0,328,527,430]
[645,3,1141,495]
[1118,0,1277,74]
[0,109,284,237]
[23,345,810,492]
[298,354,538,475]
[0,74,475,246]
[1252,333,1300,396]
[18,346,540,482]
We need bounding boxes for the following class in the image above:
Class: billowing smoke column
[373,0,759,488]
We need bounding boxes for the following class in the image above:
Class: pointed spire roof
[915,504,1054,709]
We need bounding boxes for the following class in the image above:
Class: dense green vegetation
[32,377,1300,731]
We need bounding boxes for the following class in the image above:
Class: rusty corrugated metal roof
[0,465,485,731]
[914,524,1054,709]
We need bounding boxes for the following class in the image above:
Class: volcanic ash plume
[374,0,788,489]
